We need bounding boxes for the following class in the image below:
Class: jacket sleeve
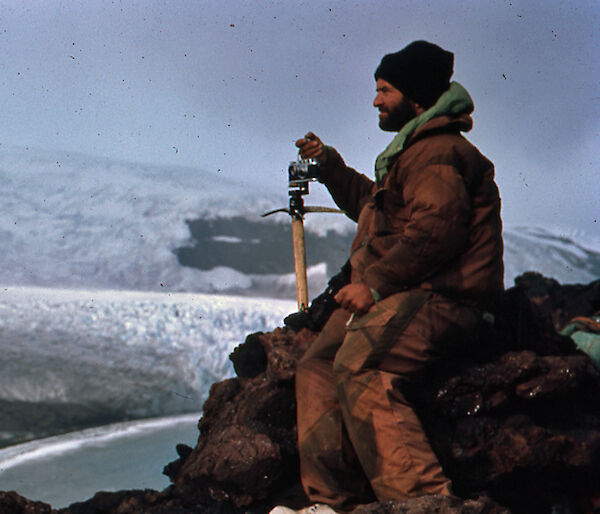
[362,162,471,298]
[318,146,376,222]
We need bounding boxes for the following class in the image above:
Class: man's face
[373,78,418,132]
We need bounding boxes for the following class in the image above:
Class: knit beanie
[374,41,454,109]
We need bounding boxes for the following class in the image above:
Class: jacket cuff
[363,266,405,300]
[317,146,344,183]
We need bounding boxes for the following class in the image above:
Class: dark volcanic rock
[167,328,314,512]
[416,351,600,511]
[514,272,600,331]
[0,491,53,514]
[3,273,600,513]
[351,495,510,513]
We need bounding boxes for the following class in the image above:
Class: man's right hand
[295,132,328,164]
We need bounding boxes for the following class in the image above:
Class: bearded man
[272,41,504,514]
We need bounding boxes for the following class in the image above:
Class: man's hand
[295,132,328,164]
[334,283,375,315]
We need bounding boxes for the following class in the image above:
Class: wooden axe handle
[292,216,309,310]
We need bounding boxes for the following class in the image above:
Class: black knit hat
[374,41,454,109]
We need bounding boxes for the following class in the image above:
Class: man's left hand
[334,283,375,315]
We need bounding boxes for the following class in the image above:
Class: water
[0,414,200,508]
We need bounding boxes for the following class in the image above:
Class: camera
[288,158,320,187]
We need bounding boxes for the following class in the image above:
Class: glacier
[0,286,296,447]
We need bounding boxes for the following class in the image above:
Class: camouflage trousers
[295,291,480,510]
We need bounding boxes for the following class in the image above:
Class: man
[273,41,503,514]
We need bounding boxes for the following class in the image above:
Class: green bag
[560,312,600,369]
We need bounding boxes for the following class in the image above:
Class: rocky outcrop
[2,273,600,513]
[0,491,53,514]
[165,328,314,512]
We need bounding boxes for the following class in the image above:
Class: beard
[378,98,418,132]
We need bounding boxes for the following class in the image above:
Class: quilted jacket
[319,113,504,309]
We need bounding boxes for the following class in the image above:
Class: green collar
[374,81,474,184]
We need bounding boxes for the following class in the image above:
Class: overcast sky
[1,0,598,235]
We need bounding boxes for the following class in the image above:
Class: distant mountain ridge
[0,147,598,298]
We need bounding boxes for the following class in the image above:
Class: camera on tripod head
[288,158,320,194]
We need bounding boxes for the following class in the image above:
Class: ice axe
[262,157,343,311]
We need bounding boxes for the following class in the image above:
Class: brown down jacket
[318,113,504,309]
